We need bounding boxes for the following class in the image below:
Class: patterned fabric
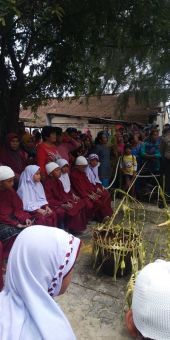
[0,223,21,241]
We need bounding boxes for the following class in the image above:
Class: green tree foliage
[0,0,169,133]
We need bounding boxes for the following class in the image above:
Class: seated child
[45,162,86,233]
[17,165,57,227]
[71,156,112,222]
[85,153,112,216]
[126,259,170,339]
[0,166,32,242]
[120,144,137,195]
[57,158,87,224]
[0,225,81,339]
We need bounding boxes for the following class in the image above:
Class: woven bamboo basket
[92,223,143,280]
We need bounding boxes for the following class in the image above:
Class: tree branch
[7,40,21,79]
[20,32,34,72]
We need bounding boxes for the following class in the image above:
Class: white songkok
[0,166,15,181]
[45,162,60,175]
[57,158,69,168]
[132,259,170,340]
[75,156,88,166]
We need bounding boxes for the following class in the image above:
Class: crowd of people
[1,122,170,198]
[0,125,115,247]
[0,122,170,338]
[0,123,170,238]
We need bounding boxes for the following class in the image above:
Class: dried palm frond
[92,188,145,280]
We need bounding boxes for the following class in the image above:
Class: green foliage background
[0,0,169,132]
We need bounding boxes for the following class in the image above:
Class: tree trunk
[0,84,21,139]
[6,95,20,133]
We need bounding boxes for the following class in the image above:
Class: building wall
[20,95,152,127]
[48,115,108,139]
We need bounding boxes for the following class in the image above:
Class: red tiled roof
[20,95,154,126]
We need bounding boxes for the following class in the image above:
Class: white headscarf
[17,165,48,211]
[57,159,71,193]
[85,154,101,185]
[0,226,81,340]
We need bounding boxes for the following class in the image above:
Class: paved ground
[57,203,168,340]
[58,237,130,340]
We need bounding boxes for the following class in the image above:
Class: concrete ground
[57,203,168,340]
[58,236,130,340]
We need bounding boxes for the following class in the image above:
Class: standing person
[80,134,93,157]
[93,131,111,187]
[36,126,61,180]
[120,144,137,195]
[123,133,129,145]
[140,129,161,174]
[129,133,143,170]
[160,127,170,201]
[0,133,28,187]
[44,163,86,233]
[0,225,81,340]
[65,127,79,141]
[116,133,125,156]
[17,165,57,227]
[55,127,81,163]
[71,134,93,159]
[0,166,32,242]
[21,133,36,162]
[32,129,42,146]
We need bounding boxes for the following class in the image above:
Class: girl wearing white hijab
[85,154,113,218]
[0,225,81,340]
[85,154,101,186]
[17,165,57,227]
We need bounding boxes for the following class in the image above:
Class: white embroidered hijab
[0,226,81,340]
[57,159,71,193]
[85,154,101,185]
[17,165,48,211]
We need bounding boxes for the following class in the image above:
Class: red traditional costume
[0,188,31,241]
[0,189,31,227]
[44,177,86,232]
[70,168,112,222]
[85,154,112,218]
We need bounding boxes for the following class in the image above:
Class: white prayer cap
[75,156,88,166]
[0,166,15,181]
[57,158,69,168]
[88,154,99,161]
[132,259,170,340]
[45,162,60,175]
